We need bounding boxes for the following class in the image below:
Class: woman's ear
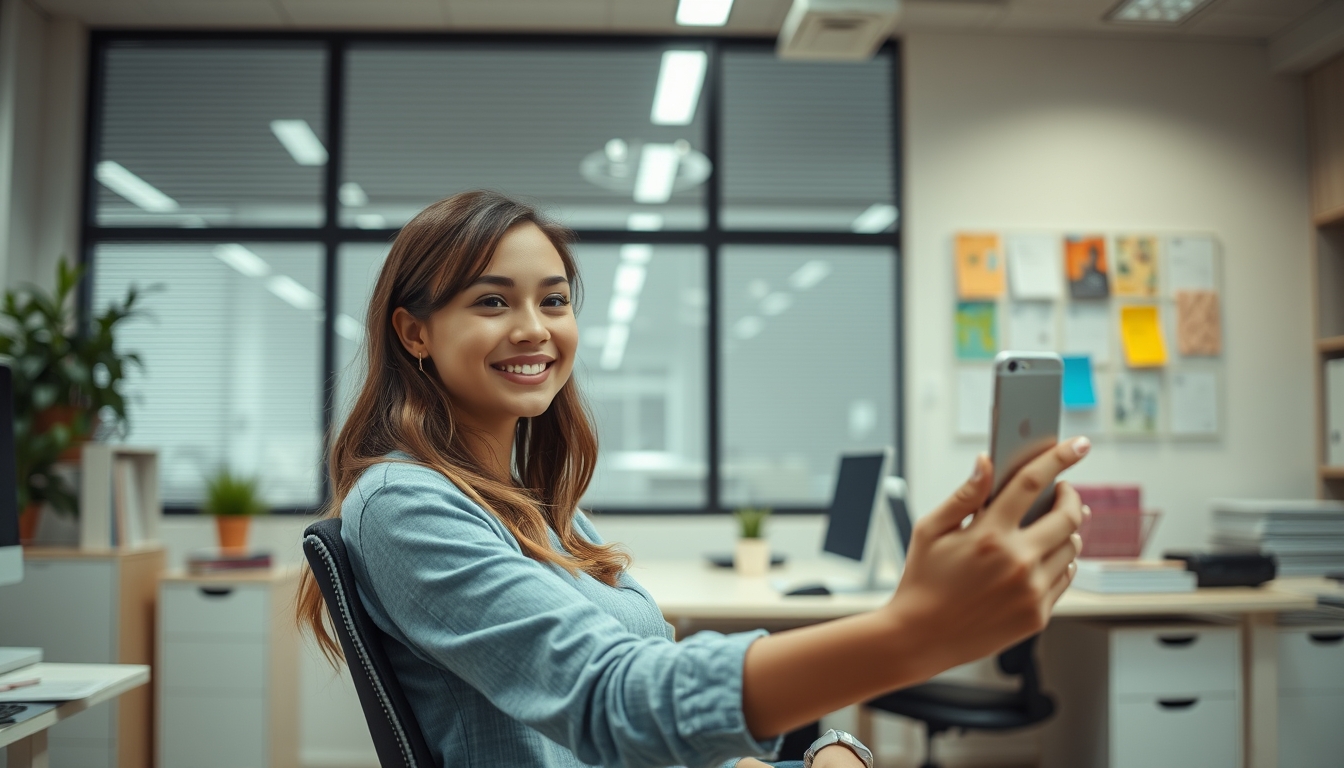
[390,307,429,360]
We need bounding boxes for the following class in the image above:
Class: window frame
[79,30,905,516]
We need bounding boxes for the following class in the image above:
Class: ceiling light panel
[1107,0,1212,25]
[634,144,681,203]
[270,119,328,166]
[95,161,179,212]
[652,51,708,125]
[677,0,734,26]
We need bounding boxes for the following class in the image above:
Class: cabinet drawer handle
[199,587,234,598]
[1157,635,1197,648]
[1157,698,1199,710]
[1308,632,1344,645]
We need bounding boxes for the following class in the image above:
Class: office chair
[303,517,437,768]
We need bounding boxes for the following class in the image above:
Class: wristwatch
[802,729,874,768]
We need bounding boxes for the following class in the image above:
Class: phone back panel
[989,353,1063,513]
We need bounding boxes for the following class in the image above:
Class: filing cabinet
[157,568,299,768]
[1041,621,1242,768]
[1278,622,1344,768]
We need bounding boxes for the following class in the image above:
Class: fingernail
[1082,504,1092,518]
[970,453,985,482]
[1071,437,1091,457]
[1071,533,1083,550]
[1068,560,1078,576]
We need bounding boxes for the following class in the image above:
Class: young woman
[297,191,1088,768]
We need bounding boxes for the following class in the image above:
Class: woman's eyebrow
[467,275,569,288]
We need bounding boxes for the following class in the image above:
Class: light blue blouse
[340,457,784,768]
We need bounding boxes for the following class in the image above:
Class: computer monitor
[1,363,22,587]
[819,448,900,592]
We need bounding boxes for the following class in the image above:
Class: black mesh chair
[303,517,438,768]
[860,635,1054,768]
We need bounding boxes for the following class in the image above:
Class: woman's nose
[510,306,550,344]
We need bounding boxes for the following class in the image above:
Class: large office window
[84,34,900,514]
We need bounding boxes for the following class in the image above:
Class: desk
[631,560,1331,768]
[0,663,150,768]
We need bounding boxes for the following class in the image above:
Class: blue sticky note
[1062,354,1097,410]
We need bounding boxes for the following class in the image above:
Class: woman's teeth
[500,363,547,375]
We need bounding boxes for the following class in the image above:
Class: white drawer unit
[157,569,299,768]
[1040,621,1243,768]
[1278,623,1344,768]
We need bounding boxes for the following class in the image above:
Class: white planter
[734,538,770,577]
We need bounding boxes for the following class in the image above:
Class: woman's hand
[882,437,1089,678]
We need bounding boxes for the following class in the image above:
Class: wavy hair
[297,190,628,665]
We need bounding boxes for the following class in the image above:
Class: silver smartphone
[987,351,1063,527]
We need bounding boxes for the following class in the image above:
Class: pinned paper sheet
[1008,302,1057,352]
[1065,235,1110,299]
[1063,302,1111,365]
[957,366,993,436]
[1176,290,1221,357]
[1120,305,1168,367]
[1113,235,1159,297]
[1006,234,1063,299]
[955,302,998,360]
[955,233,1005,299]
[1062,355,1097,410]
[1167,235,1216,291]
[1113,370,1162,435]
[1170,370,1218,436]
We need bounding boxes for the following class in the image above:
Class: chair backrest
[302,517,437,768]
[996,635,1051,717]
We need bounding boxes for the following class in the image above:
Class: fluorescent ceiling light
[620,244,654,264]
[651,51,708,125]
[270,119,328,166]
[634,144,681,204]
[266,275,322,311]
[676,0,733,26]
[851,203,898,233]
[614,264,647,297]
[95,161,178,212]
[789,260,832,290]
[339,182,368,207]
[627,213,664,231]
[609,295,638,324]
[1107,0,1212,24]
[760,292,792,316]
[600,323,630,370]
[355,213,387,230]
[213,244,271,278]
[335,314,364,342]
[734,316,764,340]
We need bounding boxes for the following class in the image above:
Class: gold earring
[418,353,424,372]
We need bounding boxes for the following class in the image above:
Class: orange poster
[1065,235,1110,299]
[955,233,1005,299]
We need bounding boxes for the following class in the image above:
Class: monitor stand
[0,647,41,675]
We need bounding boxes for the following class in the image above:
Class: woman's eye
[542,294,571,308]
[476,295,507,308]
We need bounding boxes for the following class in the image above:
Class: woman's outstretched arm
[740,437,1089,739]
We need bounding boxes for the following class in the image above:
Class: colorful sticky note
[1062,355,1097,410]
[1113,235,1159,297]
[955,233,1005,299]
[1176,290,1221,357]
[955,302,998,360]
[1065,235,1110,299]
[1120,305,1168,367]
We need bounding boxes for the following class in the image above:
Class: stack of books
[1073,559,1196,593]
[1210,499,1344,576]
[186,549,273,575]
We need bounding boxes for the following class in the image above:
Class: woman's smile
[491,354,555,384]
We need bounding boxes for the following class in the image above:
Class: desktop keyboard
[0,703,27,724]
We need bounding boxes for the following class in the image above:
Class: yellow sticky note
[955,233,1005,299]
[1120,305,1168,367]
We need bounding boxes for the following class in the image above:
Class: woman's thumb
[921,453,992,535]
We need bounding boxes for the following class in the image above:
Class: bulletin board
[951,231,1223,442]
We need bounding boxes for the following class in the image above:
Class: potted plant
[0,259,146,541]
[732,506,772,577]
[202,468,267,552]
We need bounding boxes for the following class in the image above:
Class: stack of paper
[1072,559,1196,593]
[1211,499,1344,576]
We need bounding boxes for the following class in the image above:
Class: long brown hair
[297,190,629,665]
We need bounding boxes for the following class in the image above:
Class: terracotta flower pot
[19,502,42,543]
[215,516,252,553]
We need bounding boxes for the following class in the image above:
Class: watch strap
[802,729,873,768]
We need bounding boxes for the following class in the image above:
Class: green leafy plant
[733,507,771,540]
[202,468,268,517]
[0,260,147,516]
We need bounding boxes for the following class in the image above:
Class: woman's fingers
[980,437,1091,530]
[1022,481,1084,551]
[1044,559,1077,608]
[917,453,993,538]
[1040,532,1081,586]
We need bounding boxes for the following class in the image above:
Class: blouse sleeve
[344,463,782,768]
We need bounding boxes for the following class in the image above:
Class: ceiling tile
[278,0,447,27]
[1187,12,1301,37]
[446,0,610,29]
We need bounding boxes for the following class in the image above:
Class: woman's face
[421,222,578,434]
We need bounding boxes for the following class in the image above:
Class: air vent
[778,0,901,61]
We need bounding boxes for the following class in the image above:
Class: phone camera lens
[1008,361,1019,372]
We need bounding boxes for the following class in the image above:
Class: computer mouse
[784,584,832,597]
